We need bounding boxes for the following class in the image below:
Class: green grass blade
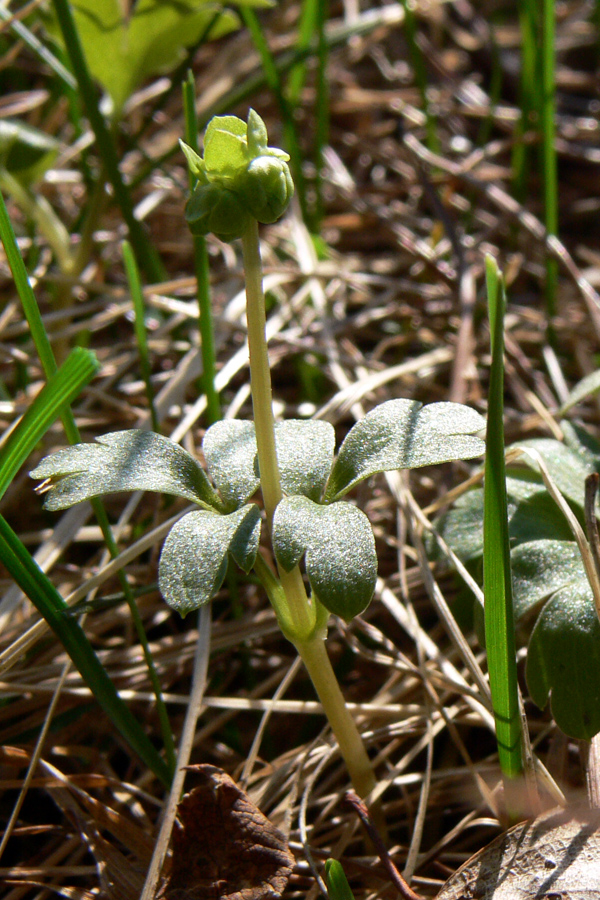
[0,183,175,777]
[541,0,558,320]
[50,0,165,284]
[287,0,320,104]
[121,241,160,433]
[0,348,99,501]
[0,513,171,786]
[182,71,220,425]
[484,256,522,781]
[0,6,76,89]
[513,0,540,199]
[0,189,60,383]
[399,0,439,154]
[313,0,329,230]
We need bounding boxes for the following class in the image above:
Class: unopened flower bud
[185,182,251,242]
[181,109,295,240]
[242,156,294,225]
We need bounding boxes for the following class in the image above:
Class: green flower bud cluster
[180,109,294,242]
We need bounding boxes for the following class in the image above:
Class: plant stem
[240,220,376,799]
[241,220,316,639]
[297,637,376,798]
[241,220,283,525]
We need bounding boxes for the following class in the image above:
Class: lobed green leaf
[272,496,377,621]
[434,475,574,564]
[158,504,261,616]
[324,399,485,501]
[511,539,586,621]
[202,420,258,509]
[202,418,336,507]
[30,429,221,511]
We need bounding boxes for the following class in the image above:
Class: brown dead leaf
[163,764,295,900]
[437,806,600,899]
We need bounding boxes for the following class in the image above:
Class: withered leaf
[436,806,600,899]
[164,764,294,900]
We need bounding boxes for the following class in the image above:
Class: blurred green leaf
[559,369,600,415]
[46,0,266,117]
[0,119,59,184]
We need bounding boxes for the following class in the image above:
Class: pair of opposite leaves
[31,399,485,621]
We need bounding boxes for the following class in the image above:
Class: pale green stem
[297,636,376,799]
[241,221,315,640]
[241,220,282,524]
[241,220,376,799]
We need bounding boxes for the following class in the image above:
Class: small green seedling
[435,418,600,741]
[325,858,356,900]
[31,110,485,796]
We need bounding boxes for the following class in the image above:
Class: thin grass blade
[399,0,438,153]
[1,168,175,774]
[541,0,558,320]
[484,256,522,782]
[286,0,320,104]
[325,859,356,900]
[122,241,160,433]
[0,513,171,786]
[0,347,99,501]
